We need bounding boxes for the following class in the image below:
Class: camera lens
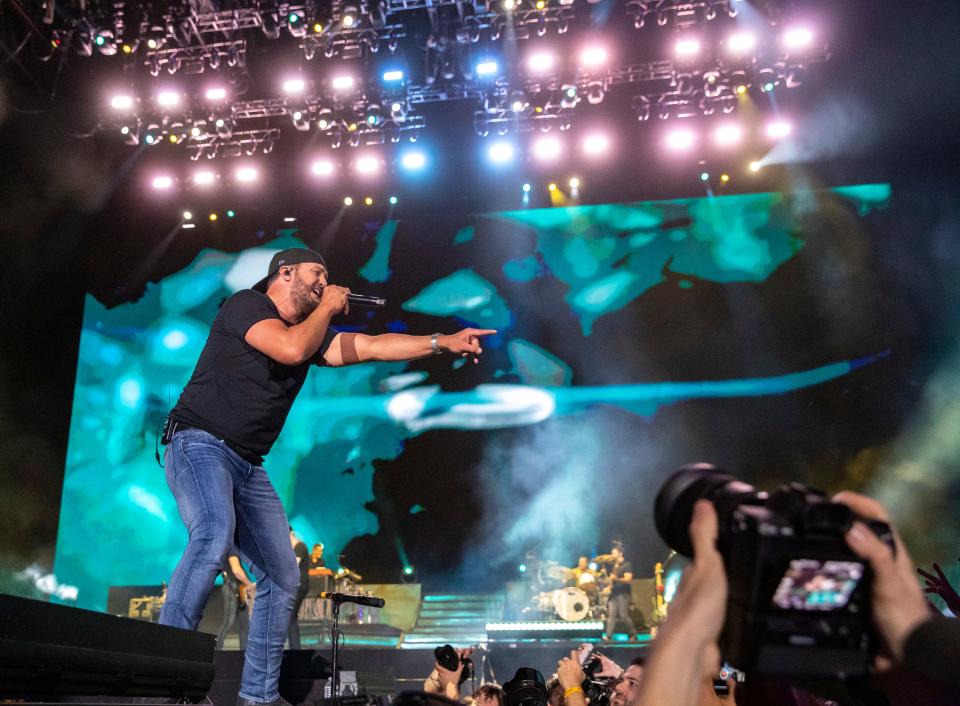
[654,463,745,556]
[504,668,548,706]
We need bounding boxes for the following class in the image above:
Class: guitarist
[602,543,638,642]
[216,546,255,649]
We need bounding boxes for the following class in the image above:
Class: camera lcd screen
[771,559,864,611]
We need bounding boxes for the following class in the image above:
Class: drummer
[569,556,599,599]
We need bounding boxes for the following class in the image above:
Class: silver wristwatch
[430,332,443,355]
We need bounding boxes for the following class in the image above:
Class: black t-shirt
[610,561,634,596]
[170,289,338,458]
[294,541,310,587]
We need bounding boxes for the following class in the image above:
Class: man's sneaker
[237,696,293,706]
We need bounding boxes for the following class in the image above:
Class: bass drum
[554,587,590,622]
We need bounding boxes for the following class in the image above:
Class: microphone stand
[329,601,342,706]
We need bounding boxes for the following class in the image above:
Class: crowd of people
[413,491,958,706]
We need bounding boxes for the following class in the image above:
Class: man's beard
[291,276,321,319]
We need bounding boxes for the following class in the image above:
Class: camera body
[503,668,547,706]
[654,464,894,679]
[434,644,473,684]
[580,657,612,706]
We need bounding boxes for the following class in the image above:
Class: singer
[158,247,495,706]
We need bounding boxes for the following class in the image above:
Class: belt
[163,418,264,465]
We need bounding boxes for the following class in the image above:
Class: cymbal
[592,554,615,563]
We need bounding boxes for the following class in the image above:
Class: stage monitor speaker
[0,594,215,701]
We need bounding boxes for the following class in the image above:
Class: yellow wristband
[564,687,584,698]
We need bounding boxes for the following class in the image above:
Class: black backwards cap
[251,248,327,293]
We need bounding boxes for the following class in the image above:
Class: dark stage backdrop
[51,183,960,612]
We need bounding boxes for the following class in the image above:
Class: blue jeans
[158,429,299,703]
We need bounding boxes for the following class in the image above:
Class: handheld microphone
[318,591,386,608]
[346,293,387,308]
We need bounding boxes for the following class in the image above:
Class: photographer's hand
[436,659,464,700]
[833,491,930,663]
[637,500,726,706]
[557,652,588,706]
[593,652,623,679]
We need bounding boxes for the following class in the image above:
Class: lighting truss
[626,0,741,28]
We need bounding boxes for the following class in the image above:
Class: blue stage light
[476,61,498,77]
[518,564,527,573]
[522,183,532,193]
[487,141,515,164]
[389,196,398,205]
[403,565,415,576]
[401,150,427,171]
[383,69,405,82]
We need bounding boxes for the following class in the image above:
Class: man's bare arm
[244,287,349,365]
[323,329,496,367]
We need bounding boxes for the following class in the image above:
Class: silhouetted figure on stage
[158,247,494,706]
[216,546,254,649]
[287,527,309,649]
[603,544,637,641]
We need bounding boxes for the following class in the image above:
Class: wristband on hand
[563,687,584,698]
[430,333,443,355]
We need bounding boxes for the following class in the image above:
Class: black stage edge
[0,593,215,701]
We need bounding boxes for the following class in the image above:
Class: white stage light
[713,123,743,146]
[727,32,756,54]
[527,52,555,73]
[332,75,355,91]
[283,78,306,93]
[783,27,814,50]
[311,159,335,176]
[236,166,258,182]
[476,61,498,76]
[665,127,696,151]
[488,141,515,164]
[205,87,227,101]
[580,46,607,67]
[582,133,610,155]
[675,38,700,57]
[356,155,380,174]
[766,120,793,139]
[152,175,173,190]
[383,70,404,82]
[110,95,134,110]
[193,170,216,186]
[156,91,180,107]
[532,135,562,161]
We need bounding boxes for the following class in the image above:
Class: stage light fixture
[766,120,792,139]
[145,30,165,50]
[235,166,258,182]
[227,210,236,218]
[344,196,354,206]
[383,69,404,83]
[182,210,193,220]
[152,175,173,190]
[569,177,580,189]
[580,46,607,68]
[749,161,761,172]
[727,32,756,54]
[736,84,748,95]
[311,159,335,176]
[476,60,498,77]
[215,118,233,139]
[783,26,814,50]
[342,5,359,27]
[287,9,306,37]
[209,212,218,221]
[365,104,384,126]
[665,127,696,151]
[316,108,334,130]
[720,173,730,183]
[522,183,532,192]
[291,109,311,131]
[700,171,710,181]
[504,0,516,10]
[356,155,380,174]
[582,132,610,155]
[548,182,557,191]
[401,150,427,171]
[528,51,555,73]
[261,11,281,40]
[110,94,134,111]
[560,85,579,109]
[193,170,216,186]
[94,28,117,55]
[205,87,227,101]
[364,196,374,206]
[532,135,563,161]
[182,223,196,229]
[332,75,355,91]
[143,125,162,145]
[713,123,743,146]
[675,38,700,57]
[389,195,398,205]
[488,141,515,164]
[518,563,526,573]
[283,78,306,94]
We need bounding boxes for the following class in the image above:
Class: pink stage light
[205,86,227,101]
[355,155,380,175]
[582,133,610,156]
[193,170,216,186]
[665,127,696,151]
[527,52,555,73]
[713,123,743,147]
[783,27,814,50]
[311,159,335,176]
[151,175,173,190]
[532,135,563,161]
[766,120,793,139]
[283,78,306,93]
[156,91,180,107]
[580,46,608,68]
[675,38,700,57]
[235,166,258,182]
[110,94,134,110]
[332,75,355,91]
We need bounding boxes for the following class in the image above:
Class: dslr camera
[503,668,547,706]
[654,464,894,679]
[434,644,473,684]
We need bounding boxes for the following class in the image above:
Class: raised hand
[917,562,960,615]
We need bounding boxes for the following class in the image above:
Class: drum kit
[523,556,615,622]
